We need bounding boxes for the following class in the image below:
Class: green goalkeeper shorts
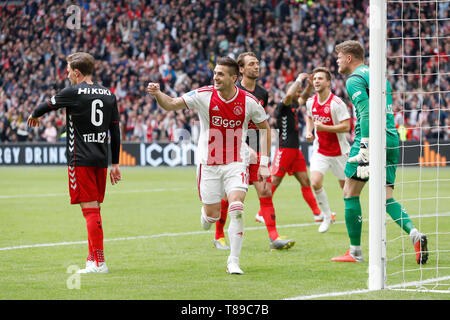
[345,135,399,186]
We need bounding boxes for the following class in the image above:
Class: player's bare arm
[254,120,271,182]
[298,74,314,106]
[314,118,351,133]
[283,79,302,106]
[305,115,315,142]
[146,82,186,111]
[248,145,258,165]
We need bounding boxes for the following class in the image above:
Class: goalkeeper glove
[348,137,369,179]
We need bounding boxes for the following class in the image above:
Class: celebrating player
[270,74,323,224]
[27,52,122,273]
[332,40,428,264]
[146,56,271,274]
[213,52,295,251]
[304,67,351,233]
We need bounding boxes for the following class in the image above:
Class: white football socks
[409,228,419,244]
[314,187,331,218]
[227,201,245,261]
[201,207,219,230]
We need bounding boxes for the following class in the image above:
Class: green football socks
[344,196,415,248]
[386,198,414,234]
[344,196,362,246]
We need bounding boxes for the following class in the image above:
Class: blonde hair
[335,40,365,62]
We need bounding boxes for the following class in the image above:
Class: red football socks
[215,198,228,240]
[255,183,278,220]
[259,196,279,241]
[82,207,104,266]
[301,186,321,216]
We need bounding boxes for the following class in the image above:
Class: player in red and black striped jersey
[27,52,121,273]
[30,81,120,168]
[213,52,295,251]
[270,73,323,225]
[237,81,269,134]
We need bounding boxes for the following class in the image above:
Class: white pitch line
[0,222,324,251]
[0,187,188,199]
[1,210,448,299]
[1,212,447,252]
[286,276,450,300]
[285,288,377,300]
[387,275,450,290]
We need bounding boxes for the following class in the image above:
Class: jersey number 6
[91,99,104,126]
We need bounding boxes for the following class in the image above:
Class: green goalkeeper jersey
[344,64,400,184]
[345,64,398,142]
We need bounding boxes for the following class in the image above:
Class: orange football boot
[331,249,364,262]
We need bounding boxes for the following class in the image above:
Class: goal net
[372,0,450,293]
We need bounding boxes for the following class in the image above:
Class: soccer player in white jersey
[146,57,271,274]
[213,52,295,252]
[304,67,351,233]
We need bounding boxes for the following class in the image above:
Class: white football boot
[226,256,244,275]
[85,260,95,269]
[314,212,324,222]
[255,213,265,224]
[318,216,332,233]
[77,262,109,274]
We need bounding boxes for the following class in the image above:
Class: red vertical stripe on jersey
[197,164,202,201]
[207,88,246,165]
[312,93,342,156]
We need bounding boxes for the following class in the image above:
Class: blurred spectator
[0,0,447,146]
[16,122,29,142]
[0,119,9,142]
[132,114,146,142]
[41,121,58,143]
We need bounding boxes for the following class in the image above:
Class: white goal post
[369,0,387,291]
[369,0,450,293]
[368,0,387,291]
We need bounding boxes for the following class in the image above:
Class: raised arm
[146,82,186,111]
[298,74,314,106]
[284,78,303,106]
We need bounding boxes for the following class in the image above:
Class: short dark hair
[67,52,95,76]
[236,52,257,69]
[312,67,332,81]
[216,56,239,76]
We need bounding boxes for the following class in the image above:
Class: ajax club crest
[233,105,243,116]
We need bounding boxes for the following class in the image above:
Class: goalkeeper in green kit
[332,40,428,264]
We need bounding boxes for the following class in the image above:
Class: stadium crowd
[0,0,448,145]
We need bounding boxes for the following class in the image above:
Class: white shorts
[309,152,347,181]
[196,162,249,204]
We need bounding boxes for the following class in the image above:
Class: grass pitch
[0,165,449,301]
